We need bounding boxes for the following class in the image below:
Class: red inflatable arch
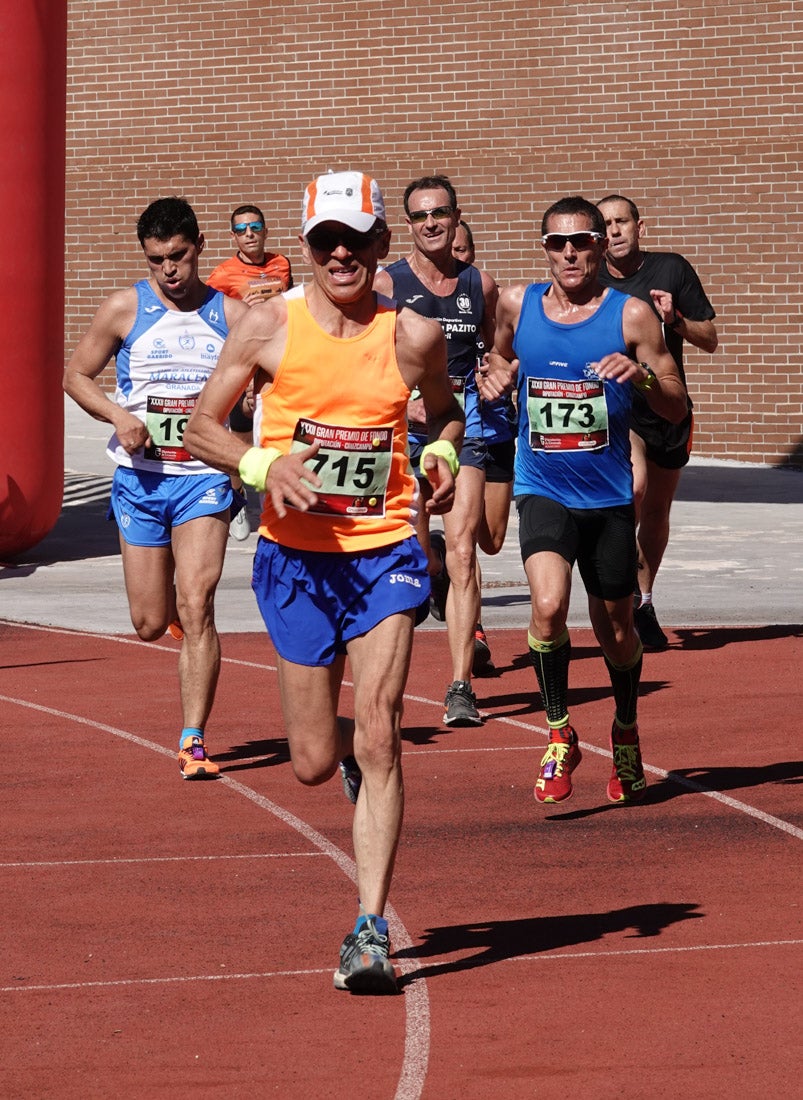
[0,3,67,557]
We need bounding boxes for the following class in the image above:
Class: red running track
[2,619,801,1098]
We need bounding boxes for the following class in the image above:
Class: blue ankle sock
[180,727,203,749]
[354,913,388,936]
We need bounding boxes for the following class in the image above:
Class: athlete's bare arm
[184,295,288,474]
[394,307,464,514]
[63,288,151,454]
[478,283,526,401]
[185,296,322,515]
[593,296,687,424]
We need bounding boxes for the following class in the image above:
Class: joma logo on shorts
[389,573,422,588]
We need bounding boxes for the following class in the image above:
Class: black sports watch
[667,310,684,330]
[633,364,657,392]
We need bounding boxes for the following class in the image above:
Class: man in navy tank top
[376,176,512,727]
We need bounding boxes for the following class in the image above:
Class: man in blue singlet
[375,176,513,726]
[479,196,687,806]
[64,197,248,780]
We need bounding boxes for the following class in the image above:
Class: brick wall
[66,0,803,466]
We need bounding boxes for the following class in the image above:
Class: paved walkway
[1,398,801,633]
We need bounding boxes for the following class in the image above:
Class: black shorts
[409,434,514,484]
[631,408,694,470]
[516,494,637,601]
[229,393,254,434]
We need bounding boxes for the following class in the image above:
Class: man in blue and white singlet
[479,196,687,807]
[64,197,248,780]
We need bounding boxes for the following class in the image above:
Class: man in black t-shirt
[597,194,718,649]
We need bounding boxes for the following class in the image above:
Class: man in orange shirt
[208,205,295,539]
[207,204,293,305]
[185,170,464,995]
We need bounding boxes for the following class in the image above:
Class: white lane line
[0,693,430,1100]
[0,853,326,869]
[3,620,801,841]
[5,938,800,995]
[508,937,803,963]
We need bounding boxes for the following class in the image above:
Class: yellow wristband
[420,440,460,477]
[238,446,282,491]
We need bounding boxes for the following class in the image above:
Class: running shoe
[429,530,450,621]
[229,495,251,541]
[607,723,647,803]
[634,603,668,650]
[166,619,184,641]
[472,624,494,676]
[333,915,398,994]
[443,680,483,726]
[339,755,362,805]
[534,727,582,804]
[178,735,220,780]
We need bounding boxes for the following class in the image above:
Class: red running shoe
[534,727,581,804]
[607,723,647,803]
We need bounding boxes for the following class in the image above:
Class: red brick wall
[66,0,803,466]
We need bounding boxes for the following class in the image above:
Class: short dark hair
[230,204,265,227]
[597,194,641,221]
[541,196,605,237]
[403,174,458,215]
[457,220,474,250]
[137,196,200,245]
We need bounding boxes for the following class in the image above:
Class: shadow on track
[396,901,704,985]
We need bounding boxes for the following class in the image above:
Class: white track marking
[4,938,800,995]
[1,853,325,869]
[0,691,429,1100]
[2,619,800,1098]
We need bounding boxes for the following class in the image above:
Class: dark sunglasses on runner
[541,231,604,251]
[305,226,377,253]
[407,205,454,224]
[232,221,265,234]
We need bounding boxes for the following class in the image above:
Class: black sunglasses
[542,231,604,251]
[306,226,378,253]
[407,205,454,224]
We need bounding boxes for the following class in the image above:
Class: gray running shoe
[333,916,398,994]
[443,680,483,726]
[338,755,362,804]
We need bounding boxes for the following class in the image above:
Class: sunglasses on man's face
[232,221,265,235]
[541,231,604,252]
[305,226,377,253]
[407,205,454,224]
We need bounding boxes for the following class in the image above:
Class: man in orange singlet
[185,170,464,994]
[207,205,295,541]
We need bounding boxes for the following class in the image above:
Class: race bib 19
[144,394,196,461]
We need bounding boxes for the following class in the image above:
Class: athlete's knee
[445,534,477,583]
[130,614,169,642]
[291,749,338,787]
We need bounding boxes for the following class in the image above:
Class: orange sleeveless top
[257,293,416,553]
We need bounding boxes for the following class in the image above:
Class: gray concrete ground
[1,397,801,634]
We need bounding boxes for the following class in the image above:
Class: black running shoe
[634,603,668,649]
[429,530,450,621]
[472,624,494,676]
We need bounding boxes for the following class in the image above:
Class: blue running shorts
[252,535,430,666]
[110,466,234,547]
